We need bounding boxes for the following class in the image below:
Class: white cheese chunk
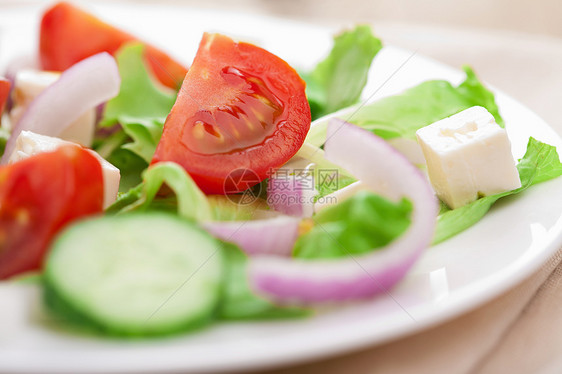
[416,106,521,209]
[10,69,96,147]
[9,131,120,209]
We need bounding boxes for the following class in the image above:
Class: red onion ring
[249,118,438,304]
[267,171,316,217]
[203,216,300,257]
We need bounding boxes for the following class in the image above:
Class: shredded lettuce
[294,191,412,259]
[99,43,176,164]
[218,242,310,320]
[302,25,382,120]
[306,66,503,146]
[434,137,562,243]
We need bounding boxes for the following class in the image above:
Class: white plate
[1,3,562,374]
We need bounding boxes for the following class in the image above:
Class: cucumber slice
[44,213,223,336]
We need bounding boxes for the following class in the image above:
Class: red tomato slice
[0,77,10,118]
[39,2,187,89]
[0,145,104,279]
[152,33,311,194]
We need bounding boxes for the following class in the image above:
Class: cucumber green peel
[44,213,223,336]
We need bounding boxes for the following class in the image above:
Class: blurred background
[3,0,562,37]
[171,0,562,38]
[162,0,562,129]
[122,0,562,132]
[1,0,561,128]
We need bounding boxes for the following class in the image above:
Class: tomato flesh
[0,78,10,118]
[152,33,311,194]
[0,146,104,279]
[39,2,187,89]
[182,66,283,154]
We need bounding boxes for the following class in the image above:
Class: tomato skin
[0,146,104,279]
[152,33,311,194]
[0,78,9,117]
[39,2,187,89]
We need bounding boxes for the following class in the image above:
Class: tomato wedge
[0,146,104,279]
[0,77,10,119]
[39,2,187,89]
[152,33,311,194]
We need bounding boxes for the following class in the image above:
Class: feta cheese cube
[10,70,96,147]
[416,106,521,209]
[9,131,120,209]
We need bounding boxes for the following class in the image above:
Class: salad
[0,2,561,337]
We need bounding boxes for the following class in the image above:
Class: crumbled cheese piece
[416,106,521,209]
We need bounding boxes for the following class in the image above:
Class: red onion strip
[2,54,38,112]
[1,53,120,164]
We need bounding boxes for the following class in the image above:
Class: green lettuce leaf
[108,162,212,222]
[302,25,382,120]
[350,66,503,139]
[107,164,267,222]
[99,43,176,164]
[434,137,562,244]
[120,117,165,164]
[105,183,145,215]
[294,191,412,259]
[315,173,356,200]
[206,195,268,221]
[516,137,562,186]
[0,126,9,158]
[306,66,503,147]
[106,148,147,193]
[455,66,503,126]
[218,242,310,320]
